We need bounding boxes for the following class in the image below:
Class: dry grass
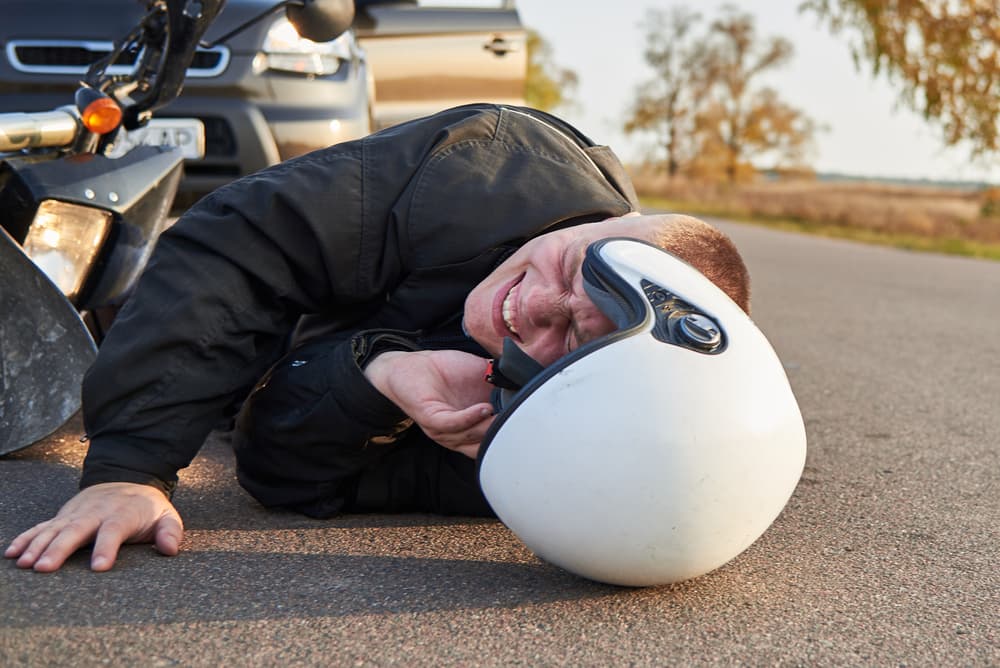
[630,168,1000,260]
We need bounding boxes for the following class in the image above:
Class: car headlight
[22,200,111,303]
[256,17,354,76]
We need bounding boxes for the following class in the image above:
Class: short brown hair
[630,214,751,314]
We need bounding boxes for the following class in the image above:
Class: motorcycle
[0,0,354,454]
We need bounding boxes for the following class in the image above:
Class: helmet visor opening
[581,238,652,331]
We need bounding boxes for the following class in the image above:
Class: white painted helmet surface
[477,238,807,587]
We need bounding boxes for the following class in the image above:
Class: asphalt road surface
[2,220,998,666]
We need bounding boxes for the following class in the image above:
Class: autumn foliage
[624,6,817,183]
[803,0,1000,158]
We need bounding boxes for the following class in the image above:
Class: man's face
[463,216,643,367]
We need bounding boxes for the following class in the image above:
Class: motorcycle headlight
[256,17,354,76]
[22,200,111,303]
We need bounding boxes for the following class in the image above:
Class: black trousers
[231,337,495,520]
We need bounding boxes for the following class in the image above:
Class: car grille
[6,40,229,77]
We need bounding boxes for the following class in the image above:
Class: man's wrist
[80,469,177,499]
[362,351,410,399]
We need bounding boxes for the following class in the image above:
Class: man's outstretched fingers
[25,519,100,572]
[5,522,47,559]
[12,524,60,569]
[5,483,185,573]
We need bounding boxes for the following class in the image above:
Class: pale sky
[515,0,1000,184]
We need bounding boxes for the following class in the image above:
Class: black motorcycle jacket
[80,104,639,494]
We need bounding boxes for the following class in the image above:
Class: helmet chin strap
[484,337,545,413]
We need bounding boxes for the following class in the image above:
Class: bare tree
[623,7,706,178]
[696,6,815,182]
[625,5,817,182]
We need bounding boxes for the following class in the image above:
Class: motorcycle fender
[0,227,96,455]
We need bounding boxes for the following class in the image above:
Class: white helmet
[477,238,806,587]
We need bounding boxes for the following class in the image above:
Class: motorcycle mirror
[287,0,355,43]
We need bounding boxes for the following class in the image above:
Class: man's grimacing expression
[462,215,648,367]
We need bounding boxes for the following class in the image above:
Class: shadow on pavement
[3,548,627,628]
[2,419,634,630]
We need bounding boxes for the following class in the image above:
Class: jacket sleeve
[230,328,425,512]
[80,142,399,495]
[78,104,638,495]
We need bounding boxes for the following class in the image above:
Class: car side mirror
[287,0,355,43]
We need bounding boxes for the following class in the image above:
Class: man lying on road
[6,104,750,573]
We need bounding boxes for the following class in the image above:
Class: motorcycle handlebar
[0,109,80,153]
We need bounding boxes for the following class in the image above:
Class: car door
[354,0,526,130]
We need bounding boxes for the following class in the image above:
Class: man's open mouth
[502,284,519,335]
[493,273,525,340]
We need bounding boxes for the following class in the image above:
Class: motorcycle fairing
[0,227,96,455]
[0,144,183,310]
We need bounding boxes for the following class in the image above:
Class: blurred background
[520,0,999,184]
[5,0,996,258]
[514,0,1000,259]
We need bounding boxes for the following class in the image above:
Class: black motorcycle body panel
[0,145,184,309]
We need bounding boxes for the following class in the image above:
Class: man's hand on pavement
[4,481,183,573]
[364,349,495,458]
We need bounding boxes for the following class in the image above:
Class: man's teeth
[502,287,518,334]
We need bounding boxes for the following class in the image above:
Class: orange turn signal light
[81,97,122,135]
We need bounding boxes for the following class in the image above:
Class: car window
[356,0,525,130]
